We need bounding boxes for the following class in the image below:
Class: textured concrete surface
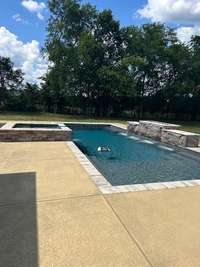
[106,187,200,267]
[0,196,151,267]
[0,142,151,267]
[0,172,36,205]
[0,202,38,267]
[37,196,151,267]
[0,142,99,200]
[1,141,200,266]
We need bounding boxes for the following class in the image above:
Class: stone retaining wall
[128,121,180,140]
[128,120,199,147]
[0,129,71,142]
[127,122,139,135]
[161,129,199,147]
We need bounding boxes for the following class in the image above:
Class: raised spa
[0,122,71,142]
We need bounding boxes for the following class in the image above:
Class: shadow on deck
[0,172,38,267]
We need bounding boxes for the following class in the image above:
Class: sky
[0,0,200,84]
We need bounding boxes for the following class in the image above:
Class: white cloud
[0,26,49,84]
[138,0,200,24]
[176,26,200,43]
[13,14,22,22]
[137,0,200,43]
[22,0,46,20]
[12,14,29,25]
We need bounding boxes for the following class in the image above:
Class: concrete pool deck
[0,141,200,266]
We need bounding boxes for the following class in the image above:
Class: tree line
[1,0,200,120]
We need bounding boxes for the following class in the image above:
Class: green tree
[190,36,200,96]
[0,57,23,108]
[21,83,41,111]
[45,0,199,119]
[45,0,97,112]
[120,24,178,117]
[165,43,192,97]
[45,0,125,115]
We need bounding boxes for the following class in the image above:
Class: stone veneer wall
[0,129,71,142]
[161,129,199,148]
[0,122,72,142]
[128,121,180,141]
[128,120,199,147]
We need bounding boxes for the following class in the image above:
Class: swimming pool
[72,125,200,186]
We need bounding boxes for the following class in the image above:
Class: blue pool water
[73,127,200,186]
[14,123,60,129]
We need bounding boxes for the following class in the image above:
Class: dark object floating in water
[97,146,111,152]
[108,156,118,160]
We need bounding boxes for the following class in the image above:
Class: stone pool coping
[67,122,200,194]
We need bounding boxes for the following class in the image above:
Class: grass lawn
[0,111,127,124]
[174,122,200,134]
[0,111,200,134]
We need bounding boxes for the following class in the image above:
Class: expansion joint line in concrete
[103,196,155,267]
[0,193,101,208]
